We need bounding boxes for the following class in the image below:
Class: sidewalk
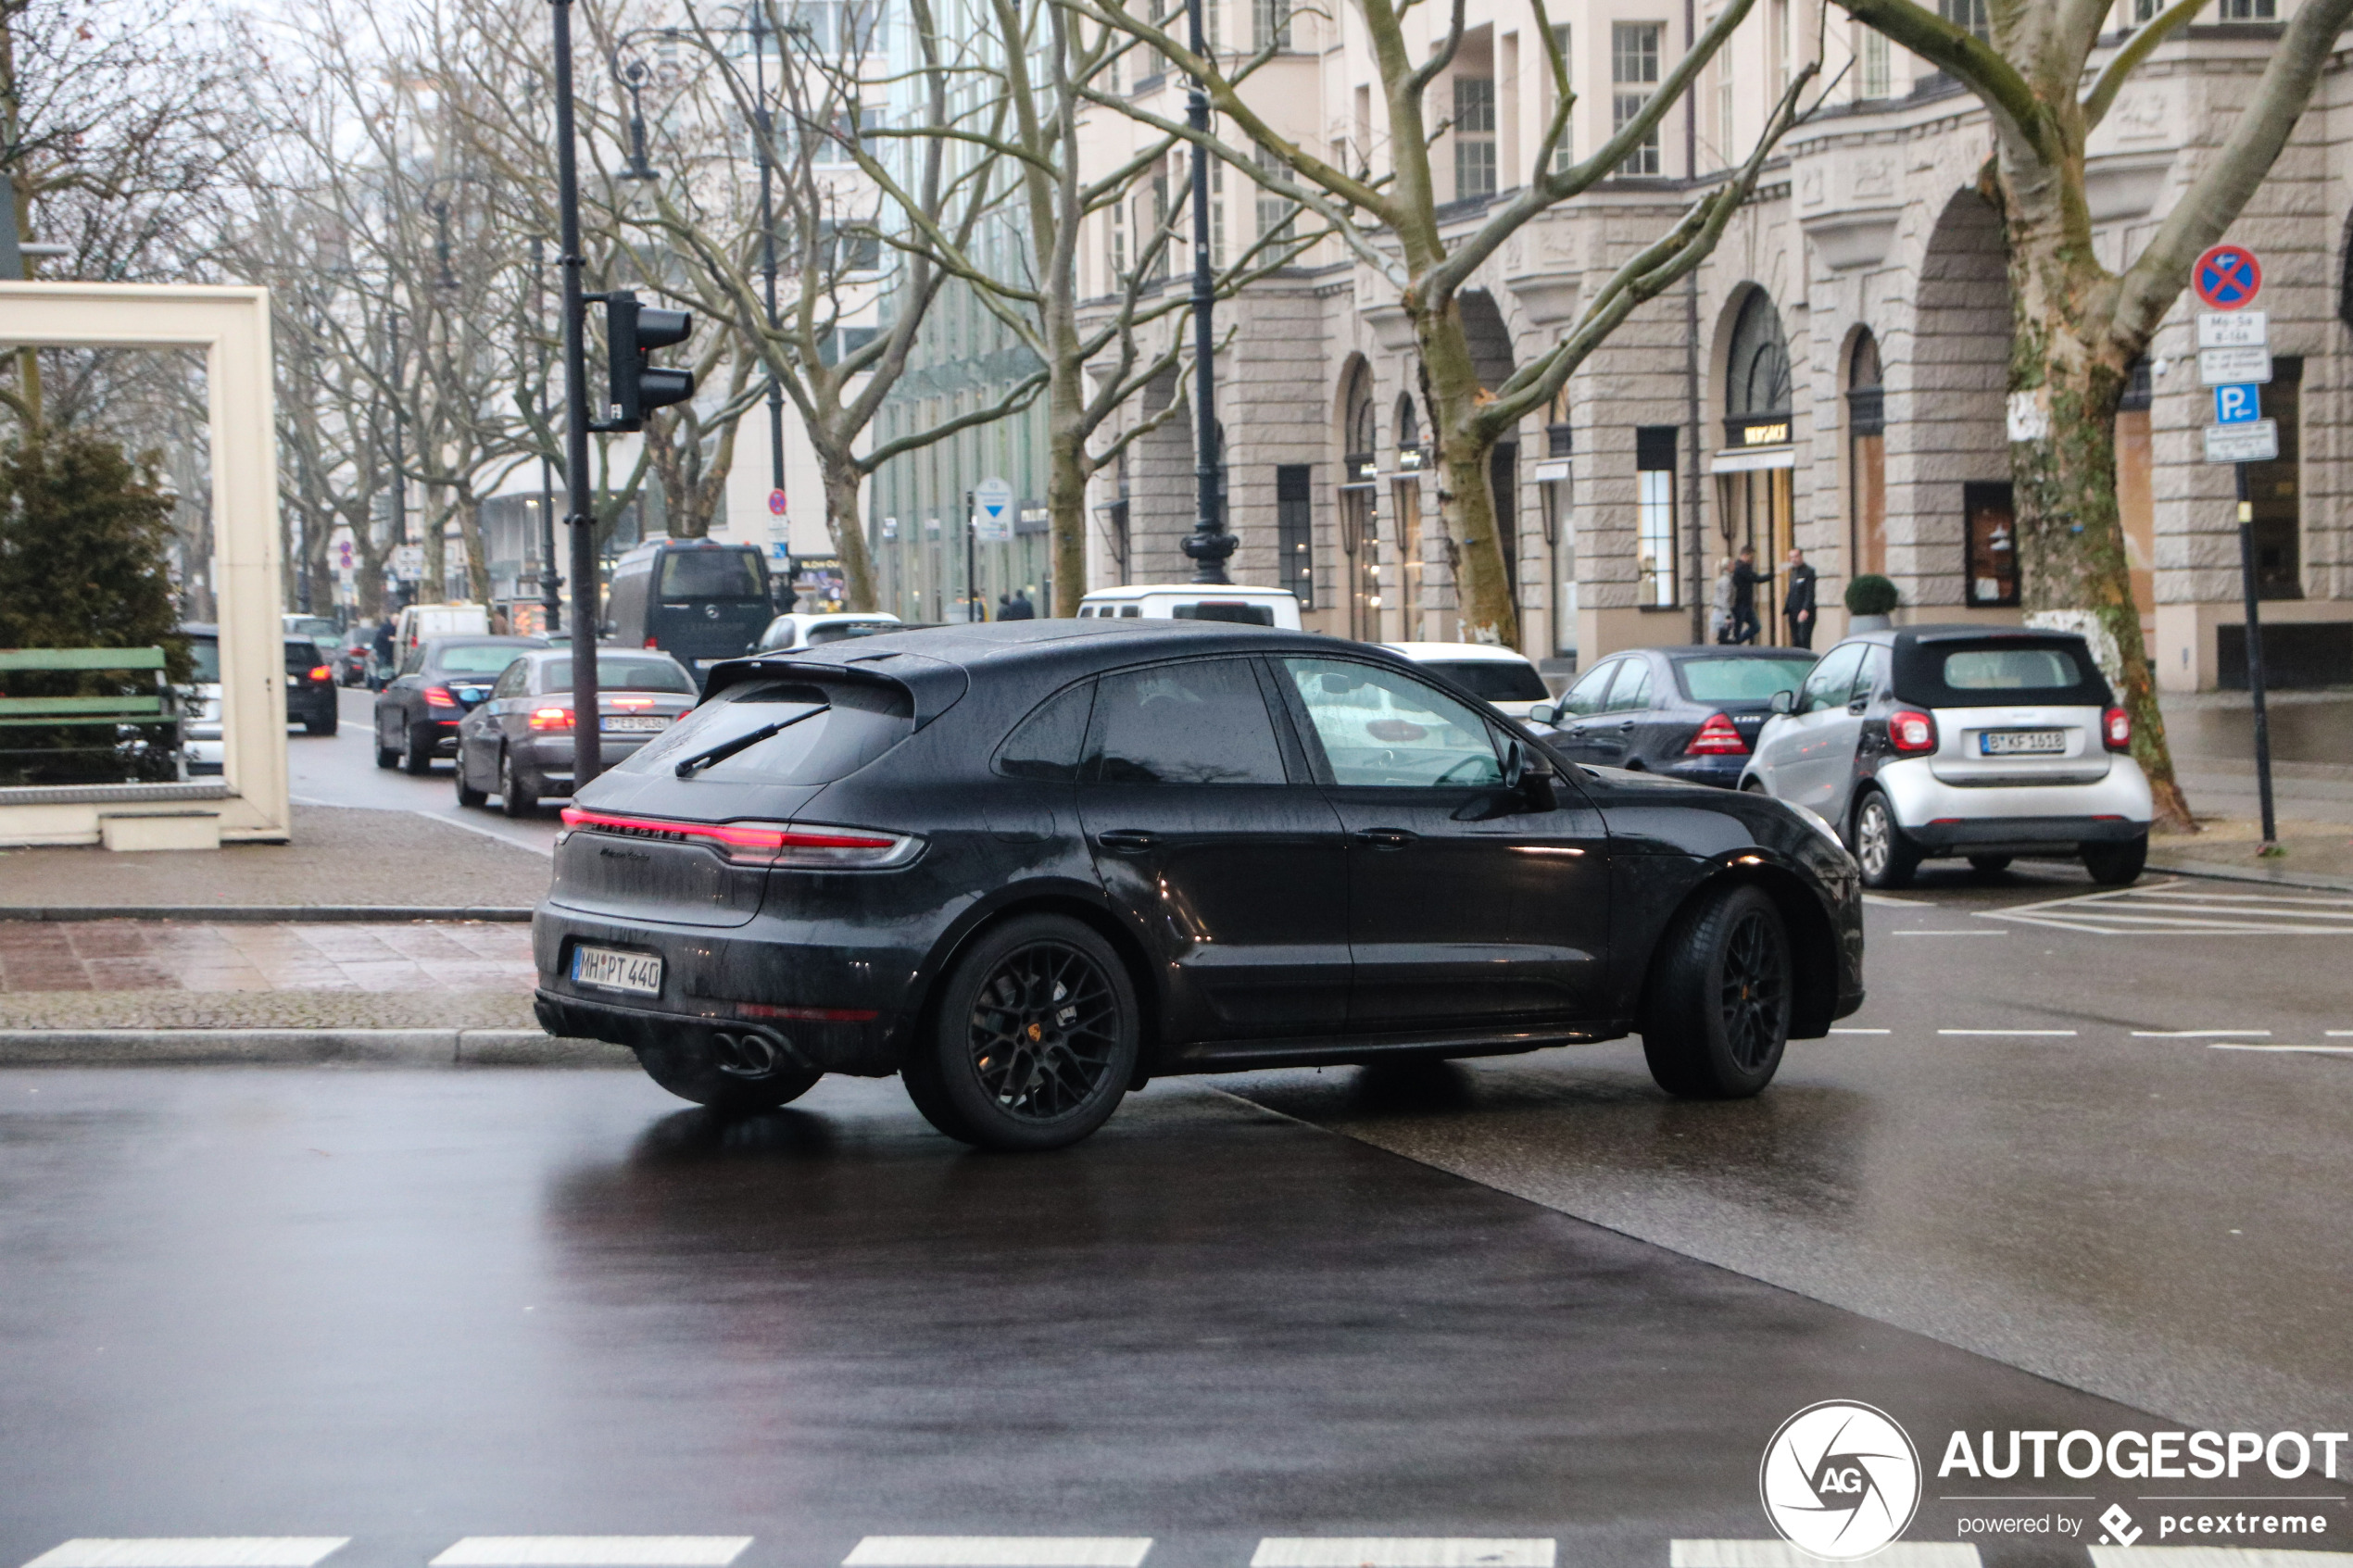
[0,804,551,913]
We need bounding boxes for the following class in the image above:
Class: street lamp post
[1181,0,1232,584]
[550,0,603,786]
[531,236,563,633]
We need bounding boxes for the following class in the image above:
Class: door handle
[1613,720,1636,731]
[1094,829,1161,853]
[1353,827,1418,849]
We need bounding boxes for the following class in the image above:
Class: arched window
[1726,289,1793,440]
[1848,329,1886,580]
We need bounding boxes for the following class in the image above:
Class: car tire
[306,712,337,736]
[1968,854,2013,874]
[401,721,434,774]
[374,720,398,769]
[636,1029,822,1115]
[2082,834,2148,887]
[1741,778,1768,794]
[901,913,1139,1151]
[455,756,488,809]
[1639,882,1792,1099]
[498,750,539,818]
[1852,790,1919,889]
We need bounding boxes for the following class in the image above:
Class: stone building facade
[1075,0,2352,689]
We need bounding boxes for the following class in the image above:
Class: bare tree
[1076,0,1818,645]
[1823,0,2353,830]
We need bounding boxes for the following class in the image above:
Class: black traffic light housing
[604,290,694,431]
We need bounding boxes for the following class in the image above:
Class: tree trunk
[1047,374,1088,618]
[2005,215,2193,832]
[821,453,878,611]
[1416,304,1518,646]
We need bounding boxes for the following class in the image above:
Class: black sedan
[455,648,698,817]
[372,635,547,773]
[533,621,1863,1151]
[1534,646,1818,787]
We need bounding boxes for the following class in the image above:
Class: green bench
[0,647,177,730]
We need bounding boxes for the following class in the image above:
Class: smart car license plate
[1982,729,2066,756]
[601,715,670,732]
[572,945,663,995]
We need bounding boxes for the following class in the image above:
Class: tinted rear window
[187,637,220,684]
[433,644,535,676]
[659,549,766,598]
[1894,638,2111,709]
[1678,657,1817,702]
[543,655,695,693]
[285,641,328,675]
[619,677,912,784]
[1422,660,1550,703]
[1172,602,1275,626]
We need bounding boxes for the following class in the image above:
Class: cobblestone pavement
[0,921,535,995]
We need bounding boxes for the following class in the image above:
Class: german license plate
[602,714,670,732]
[1982,730,2066,756]
[572,944,662,995]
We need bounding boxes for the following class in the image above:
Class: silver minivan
[1739,625,2152,887]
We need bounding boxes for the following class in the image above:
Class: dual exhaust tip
[709,1024,809,1081]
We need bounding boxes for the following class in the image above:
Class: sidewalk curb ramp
[0,1029,635,1067]
[0,906,536,922]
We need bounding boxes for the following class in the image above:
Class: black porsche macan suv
[534,621,1865,1149]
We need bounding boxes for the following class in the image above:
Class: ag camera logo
[1760,1400,1923,1560]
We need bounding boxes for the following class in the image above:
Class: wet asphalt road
[285,687,560,857]
[0,1070,2158,1568]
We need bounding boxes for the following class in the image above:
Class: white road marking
[1983,881,2353,936]
[2089,1549,2353,1568]
[1672,1544,1981,1568]
[1938,1029,2078,1037]
[2330,1031,2353,1037]
[432,1542,750,1568]
[2209,1044,2353,1057]
[1829,1027,1891,1034]
[1889,930,2009,936]
[2133,1029,2271,1037]
[1252,1543,1553,1568]
[1861,893,1933,907]
[26,1546,349,1568]
[846,1544,1152,1568]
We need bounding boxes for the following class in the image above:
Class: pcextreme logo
[1760,1400,1924,1561]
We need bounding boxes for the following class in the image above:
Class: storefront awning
[1709,445,1796,474]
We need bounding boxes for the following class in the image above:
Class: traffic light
[604,289,694,430]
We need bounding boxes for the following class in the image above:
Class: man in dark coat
[1000,586,1038,621]
[1781,547,1818,649]
[1730,546,1770,646]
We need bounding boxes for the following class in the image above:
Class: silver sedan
[454,647,699,817]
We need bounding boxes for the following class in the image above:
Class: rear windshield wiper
[673,703,830,778]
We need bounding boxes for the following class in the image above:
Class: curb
[0,1029,635,1067]
[2145,859,2353,894]
[0,906,536,923]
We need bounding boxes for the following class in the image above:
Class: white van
[1076,583,1301,629]
[396,603,492,659]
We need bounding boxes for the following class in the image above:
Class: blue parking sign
[2214,383,2261,424]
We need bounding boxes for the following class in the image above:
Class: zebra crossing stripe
[1250,1543,1554,1568]
[2087,1549,2353,1568]
[844,1543,1153,1568]
[23,1546,349,1568]
[430,1542,751,1567]
[1671,1545,1981,1568]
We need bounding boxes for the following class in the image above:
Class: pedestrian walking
[1730,546,1771,646]
[1781,547,1818,650]
[1001,586,1037,621]
[1709,558,1735,644]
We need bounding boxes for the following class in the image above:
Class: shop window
[1277,465,1315,609]
[1847,331,1885,580]
[2117,357,2155,619]
[1636,425,1678,608]
[1963,481,2018,608]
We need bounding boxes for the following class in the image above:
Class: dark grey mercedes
[534,621,1864,1150]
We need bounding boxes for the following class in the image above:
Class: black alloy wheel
[455,751,487,809]
[498,749,538,818]
[401,720,435,775]
[1640,882,1793,1098]
[903,913,1139,1151]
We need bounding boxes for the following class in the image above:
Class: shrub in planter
[1844,573,1899,616]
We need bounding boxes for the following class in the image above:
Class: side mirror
[1504,738,1527,789]
[1769,688,1796,716]
[1529,701,1559,726]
